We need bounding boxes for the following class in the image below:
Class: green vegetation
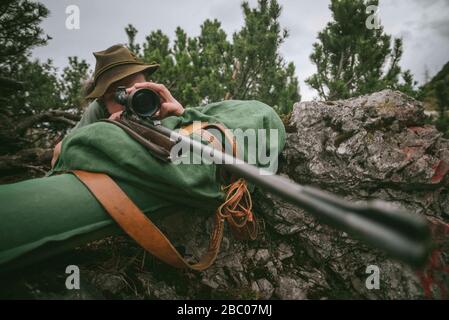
[419,62,449,137]
[306,0,417,101]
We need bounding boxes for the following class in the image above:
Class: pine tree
[0,0,50,102]
[126,0,300,114]
[229,0,300,114]
[306,0,416,100]
[0,0,49,73]
[419,61,449,137]
[0,1,89,157]
[60,57,91,111]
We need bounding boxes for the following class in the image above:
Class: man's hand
[126,82,184,119]
[108,110,123,120]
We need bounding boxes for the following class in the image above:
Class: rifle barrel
[151,123,431,267]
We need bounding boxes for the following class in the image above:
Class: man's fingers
[133,82,172,101]
[108,111,123,120]
[123,82,183,118]
[126,85,136,94]
[153,108,166,119]
[158,107,169,118]
[153,103,172,119]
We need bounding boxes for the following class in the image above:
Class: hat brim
[85,63,159,99]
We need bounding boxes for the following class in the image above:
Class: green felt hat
[85,44,159,99]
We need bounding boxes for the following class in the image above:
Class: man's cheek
[105,100,125,113]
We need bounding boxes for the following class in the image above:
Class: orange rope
[181,122,258,242]
[216,178,256,240]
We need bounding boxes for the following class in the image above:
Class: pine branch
[16,110,80,135]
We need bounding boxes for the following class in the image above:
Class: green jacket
[0,100,286,271]
[72,99,109,131]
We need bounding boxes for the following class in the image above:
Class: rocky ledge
[2,90,448,299]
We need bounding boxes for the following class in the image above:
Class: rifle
[109,115,431,268]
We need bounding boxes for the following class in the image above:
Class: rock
[257,90,449,299]
[283,90,449,220]
[276,243,294,261]
[136,272,185,299]
[252,278,274,299]
[275,276,307,300]
[93,274,127,296]
[265,261,279,280]
[254,249,271,264]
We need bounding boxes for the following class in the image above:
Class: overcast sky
[32,0,449,101]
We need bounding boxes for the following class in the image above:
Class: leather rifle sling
[71,122,237,271]
[72,170,222,271]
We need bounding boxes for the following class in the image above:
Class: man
[0,43,285,272]
[51,44,185,166]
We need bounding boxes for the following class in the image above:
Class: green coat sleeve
[72,100,108,131]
